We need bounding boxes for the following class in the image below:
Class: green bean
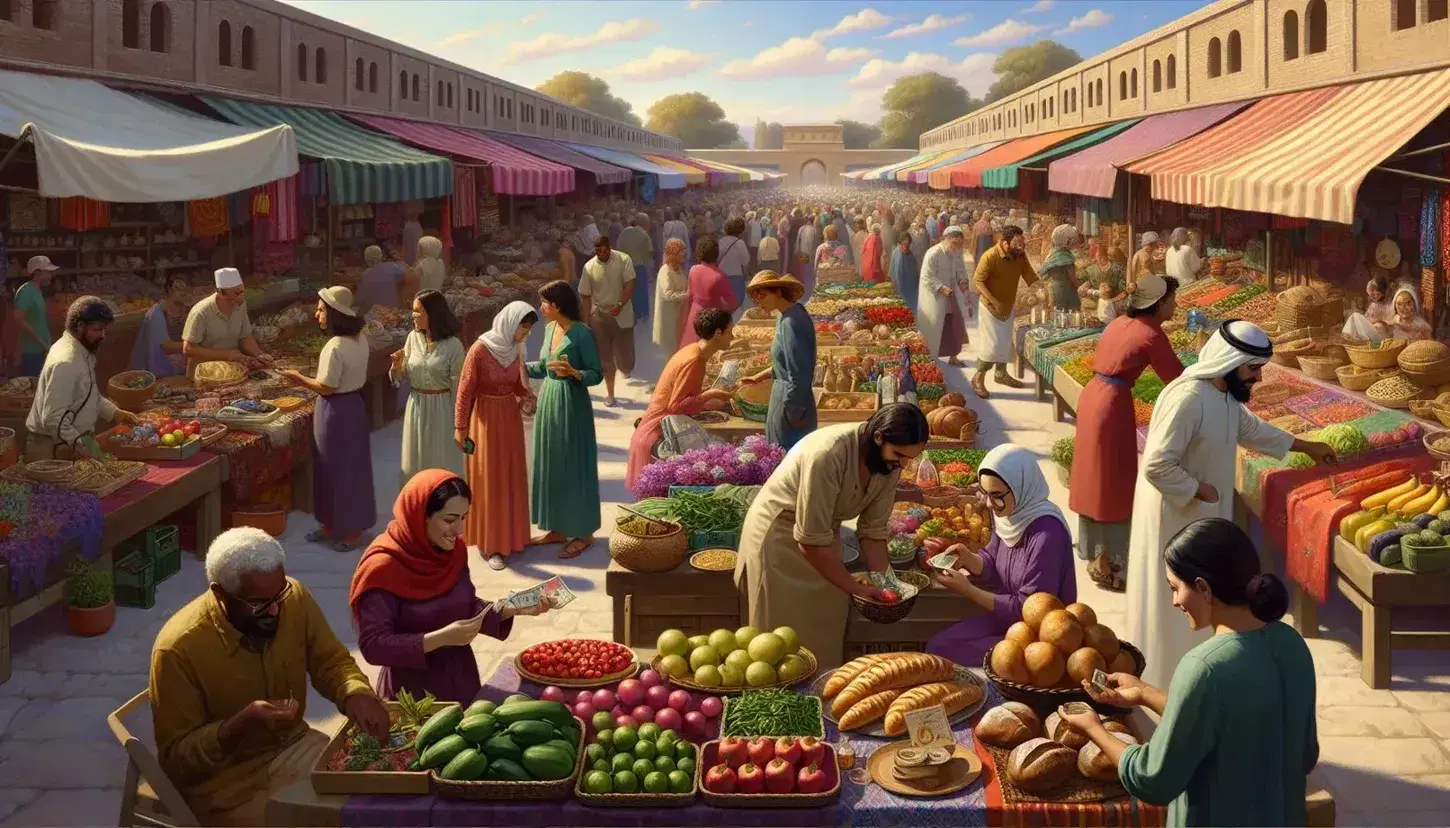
[720,689,823,738]
[666,491,744,534]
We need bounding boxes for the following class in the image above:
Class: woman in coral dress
[455,300,537,570]
[678,235,738,347]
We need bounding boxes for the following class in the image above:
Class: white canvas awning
[0,69,298,202]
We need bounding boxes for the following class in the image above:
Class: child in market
[1342,275,1392,342]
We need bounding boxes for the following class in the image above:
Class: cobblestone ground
[0,323,1447,825]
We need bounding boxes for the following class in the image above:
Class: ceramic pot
[66,601,116,637]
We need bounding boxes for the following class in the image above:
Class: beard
[1223,370,1255,402]
[81,334,103,353]
[225,604,280,640]
[863,441,897,476]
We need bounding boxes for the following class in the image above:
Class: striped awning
[567,145,687,189]
[691,157,761,182]
[349,116,574,196]
[980,120,1140,190]
[488,133,631,186]
[934,126,1098,190]
[1123,69,1450,224]
[881,150,952,181]
[642,154,710,185]
[1047,103,1248,199]
[202,97,451,205]
[902,144,1004,183]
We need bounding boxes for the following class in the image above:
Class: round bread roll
[1084,623,1121,662]
[1109,649,1137,675]
[1103,719,1131,736]
[1044,710,1089,750]
[1007,737,1077,794]
[974,702,1042,748]
[1077,731,1138,781]
[1065,602,1097,628]
[1067,647,1108,685]
[1038,609,1084,654]
[1005,620,1037,649]
[1024,641,1065,686]
[1021,592,1064,631]
[991,639,1032,684]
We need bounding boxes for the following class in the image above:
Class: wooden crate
[311,701,432,796]
[817,391,877,422]
[97,426,204,461]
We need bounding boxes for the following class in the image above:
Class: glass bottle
[898,345,918,405]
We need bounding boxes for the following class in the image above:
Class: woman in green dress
[389,289,465,487]
[526,280,604,559]
[1058,518,1317,828]
[1041,224,1082,312]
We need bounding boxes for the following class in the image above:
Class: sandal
[558,537,593,559]
[971,375,990,400]
[305,528,331,544]
[331,536,365,553]
[530,532,565,547]
[485,554,507,571]
[994,371,1026,389]
[1087,555,1125,592]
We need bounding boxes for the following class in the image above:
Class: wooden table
[699,415,766,442]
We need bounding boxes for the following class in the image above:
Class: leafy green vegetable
[1050,437,1074,468]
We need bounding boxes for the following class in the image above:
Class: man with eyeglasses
[150,527,388,826]
[181,267,273,380]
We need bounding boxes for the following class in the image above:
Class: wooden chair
[107,691,200,828]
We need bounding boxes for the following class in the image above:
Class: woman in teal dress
[740,271,815,451]
[526,280,604,559]
[1058,518,1317,828]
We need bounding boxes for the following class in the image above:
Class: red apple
[704,763,737,794]
[880,588,901,603]
[773,736,802,765]
[797,736,825,768]
[746,736,774,766]
[717,736,749,769]
[763,758,795,794]
[735,762,764,794]
[796,762,826,794]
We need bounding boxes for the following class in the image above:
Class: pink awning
[349,115,574,196]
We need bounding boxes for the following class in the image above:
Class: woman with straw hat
[739,270,816,451]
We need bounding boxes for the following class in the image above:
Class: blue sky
[285,1,1210,141]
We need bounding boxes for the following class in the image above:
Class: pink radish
[592,688,616,710]
[699,696,723,718]
[615,714,638,731]
[575,690,594,706]
[668,689,692,712]
[645,684,670,710]
[631,704,655,724]
[616,679,645,707]
[611,704,628,720]
[683,710,707,735]
[638,669,663,688]
[540,686,566,703]
[572,701,597,720]
[654,707,683,732]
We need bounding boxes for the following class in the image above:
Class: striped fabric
[203,97,453,205]
[935,126,1098,189]
[980,120,1140,190]
[1124,69,1450,224]
[688,157,757,182]
[350,115,574,196]
[641,154,708,185]
[567,144,687,189]
[1047,103,1248,199]
[904,143,1004,183]
[452,167,477,228]
[488,133,631,185]
[880,150,950,181]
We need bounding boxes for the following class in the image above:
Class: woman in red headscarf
[350,469,547,703]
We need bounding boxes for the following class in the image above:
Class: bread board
[866,740,980,797]
[806,664,988,737]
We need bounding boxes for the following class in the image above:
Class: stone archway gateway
[687,124,914,184]
[799,159,828,185]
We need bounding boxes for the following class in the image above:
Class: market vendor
[1129,231,1162,284]
[1040,224,1082,312]
[129,273,190,378]
[735,405,930,666]
[1342,275,1392,342]
[1164,227,1206,286]
[16,255,56,377]
[352,471,546,704]
[971,225,1037,398]
[181,268,273,378]
[151,527,389,827]
[1386,283,1434,342]
[926,444,1075,665]
[626,308,735,491]
[1125,320,1336,688]
[739,271,815,452]
[25,296,137,461]
[357,244,409,311]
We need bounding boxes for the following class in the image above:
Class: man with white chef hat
[181,267,272,379]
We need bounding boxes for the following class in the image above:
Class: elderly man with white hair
[182,267,273,378]
[150,527,387,826]
[1125,321,1336,688]
[616,212,655,323]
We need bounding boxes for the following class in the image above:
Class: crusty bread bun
[974,702,1041,748]
[1044,710,1089,750]
[1064,602,1097,628]
[1109,649,1137,675]
[990,639,1031,684]
[1078,731,1138,781]
[1083,624,1121,662]
[1038,609,1084,654]
[1103,719,1132,736]
[1004,620,1036,649]
[1067,647,1108,685]
[1007,737,1077,794]
[1021,592,1064,631]
[1024,641,1065,687]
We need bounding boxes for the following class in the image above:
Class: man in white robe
[918,226,971,366]
[1125,321,1336,687]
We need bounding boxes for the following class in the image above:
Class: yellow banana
[1389,482,1429,514]
[1403,486,1441,517]
[1362,476,1418,510]
[1429,491,1449,516]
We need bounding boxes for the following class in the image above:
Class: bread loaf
[1077,732,1138,781]
[883,682,983,736]
[1007,737,1077,794]
[1043,711,1089,750]
[830,653,955,717]
[973,702,1041,748]
[838,688,903,731]
[823,655,881,699]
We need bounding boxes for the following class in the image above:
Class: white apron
[977,300,1015,363]
[1097,295,1119,325]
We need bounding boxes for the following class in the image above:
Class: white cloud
[500,19,658,65]
[1022,0,1056,12]
[1055,9,1114,35]
[608,47,713,81]
[719,37,878,80]
[884,14,969,40]
[847,51,999,98]
[954,19,1046,48]
[435,12,544,49]
[812,8,894,40]
[687,0,720,8]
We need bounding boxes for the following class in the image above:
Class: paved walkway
[0,322,1447,825]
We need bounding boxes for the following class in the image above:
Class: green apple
[707,629,738,656]
[692,664,722,687]
[746,632,786,666]
[688,644,720,670]
[745,661,778,687]
[724,649,754,673]
[718,663,744,687]
[777,653,810,683]
[734,625,762,650]
[773,626,801,654]
[657,629,689,658]
[658,654,690,679]
[686,634,711,651]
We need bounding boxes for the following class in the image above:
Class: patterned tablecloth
[1018,325,1101,378]
[208,407,314,502]
[338,662,1163,828]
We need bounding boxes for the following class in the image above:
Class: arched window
[1207,37,1222,78]
[437,79,444,105]
[1431,0,1449,23]
[354,58,364,90]
[1282,11,1300,60]
[122,0,140,48]
[1071,88,1077,111]
[314,48,327,84]
[1152,59,1162,92]
[1094,78,1103,105]
[411,73,420,101]
[218,20,232,66]
[1394,0,1417,30]
[368,62,378,93]
[297,44,308,81]
[447,83,454,109]
[241,26,255,69]
[1306,0,1328,53]
[1227,31,1242,73]
[1131,68,1138,98]
[31,0,56,29]
[1166,54,1177,88]
[148,2,170,52]
[1119,71,1127,100]
[399,70,408,97]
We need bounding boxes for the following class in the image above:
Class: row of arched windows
[354,58,378,94]
[121,0,170,53]
[0,0,59,31]
[1284,1,1330,60]
[1152,55,1178,93]
[217,20,257,70]
[296,43,327,83]
[1394,0,1449,30]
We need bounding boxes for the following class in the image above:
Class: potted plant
[65,558,115,637]
[1050,437,1074,489]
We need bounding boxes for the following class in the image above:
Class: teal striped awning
[980,120,1141,190]
[203,97,453,204]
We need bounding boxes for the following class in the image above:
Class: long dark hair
[539,280,582,321]
[426,476,472,518]
[1164,518,1289,622]
[415,289,459,341]
[324,303,365,337]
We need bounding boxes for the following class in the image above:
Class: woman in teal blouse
[1059,517,1317,828]
[526,280,604,559]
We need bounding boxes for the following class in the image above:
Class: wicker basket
[731,379,773,423]
[431,716,586,800]
[575,743,698,807]
[193,360,248,390]
[23,460,75,483]
[1055,462,1072,488]
[1366,374,1427,409]
[1435,407,1450,430]
[651,648,819,694]
[920,485,965,509]
[106,370,157,411]
[696,741,841,808]
[850,570,930,624]
[609,516,689,573]
[1424,430,1450,461]
[1345,339,1406,369]
[1336,365,1399,392]
[982,641,1146,715]
[1271,337,1316,368]
[1296,355,1346,382]
[1397,341,1450,387]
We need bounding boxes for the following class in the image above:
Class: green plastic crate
[147,525,181,582]
[114,550,157,609]
[688,529,740,551]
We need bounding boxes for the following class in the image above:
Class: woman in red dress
[1068,274,1183,591]
[678,235,739,347]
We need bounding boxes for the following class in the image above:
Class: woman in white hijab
[1387,284,1434,342]
[653,237,690,356]
[414,236,447,294]
[456,300,540,569]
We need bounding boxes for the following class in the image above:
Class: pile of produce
[544,669,725,743]
[909,500,994,549]
[822,652,982,734]
[988,594,1134,688]
[579,717,697,795]
[720,688,823,738]
[632,436,787,499]
[1050,437,1074,471]
[975,701,1139,792]
[655,625,810,690]
[702,736,831,795]
[617,515,677,537]
[107,418,206,449]
[1340,472,1450,569]
[325,689,440,773]
[419,696,580,782]
[519,639,634,682]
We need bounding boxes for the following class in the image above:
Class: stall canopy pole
[1388,141,1450,162]
[1374,167,1450,186]
[0,125,34,181]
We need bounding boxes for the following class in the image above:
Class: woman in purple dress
[927,444,1076,666]
[349,470,547,703]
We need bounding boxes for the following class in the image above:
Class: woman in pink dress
[678,235,739,347]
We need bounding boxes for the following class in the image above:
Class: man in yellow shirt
[971,225,1039,399]
[149,527,389,826]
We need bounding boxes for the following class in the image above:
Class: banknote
[924,551,959,571]
[505,576,576,610]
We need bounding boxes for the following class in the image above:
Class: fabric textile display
[56,197,111,231]
[372,202,404,239]
[268,174,300,243]
[7,194,47,231]
[188,197,230,236]
[451,167,478,228]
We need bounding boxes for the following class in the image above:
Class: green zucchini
[552,726,579,746]
[464,699,498,718]
[485,757,532,781]
[521,743,575,780]
[506,720,556,746]
[413,704,463,752]
[457,713,497,745]
[494,700,574,729]
[439,747,488,781]
[543,739,576,757]
[481,733,523,763]
[419,733,468,770]
[503,693,532,706]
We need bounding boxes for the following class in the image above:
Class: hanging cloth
[57,197,111,231]
[187,197,230,237]
[452,167,478,228]
[373,202,404,239]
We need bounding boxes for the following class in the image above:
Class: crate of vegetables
[312,692,441,795]
[576,723,700,807]
[697,736,840,807]
[428,698,587,801]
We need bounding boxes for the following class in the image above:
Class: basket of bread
[982,593,1142,711]
[193,360,248,390]
[814,652,986,736]
[974,700,1139,801]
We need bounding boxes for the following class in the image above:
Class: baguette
[883,682,982,736]
[837,689,903,731]
[831,653,955,718]
[823,655,881,699]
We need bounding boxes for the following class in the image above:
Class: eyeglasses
[982,489,1010,506]
[234,581,292,616]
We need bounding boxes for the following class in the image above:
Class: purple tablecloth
[340,660,1001,828]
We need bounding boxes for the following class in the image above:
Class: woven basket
[193,361,248,390]
[431,717,586,800]
[1296,355,1346,382]
[1345,339,1406,369]
[575,743,698,807]
[982,641,1146,715]
[1409,400,1438,421]
[1336,365,1399,392]
[921,485,965,509]
[107,370,157,411]
[1270,338,1317,368]
[696,741,841,808]
[1424,430,1450,461]
[24,460,75,483]
[850,570,930,624]
[1055,462,1072,488]
[1398,341,1450,386]
[609,516,688,573]
[1366,375,1427,409]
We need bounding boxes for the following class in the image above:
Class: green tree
[536,71,641,127]
[986,41,1082,103]
[873,72,976,149]
[645,93,742,149]
[836,119,882,149]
